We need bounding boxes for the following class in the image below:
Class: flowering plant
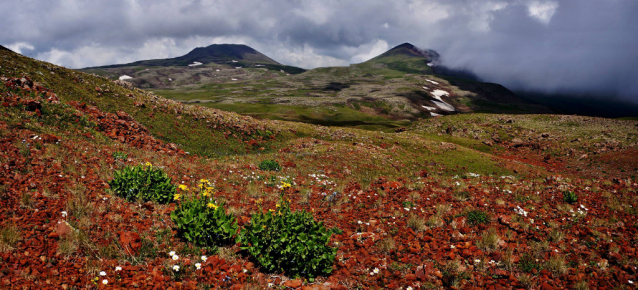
[170,180,238,248]
[237,190,337,280]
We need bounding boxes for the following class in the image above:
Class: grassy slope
[2,49,638,289]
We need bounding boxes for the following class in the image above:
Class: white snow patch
[422,86,429,90]
[280,70,285,73]
[432,100,455,111]
[231,78,238,81]
[118,75,132,81]
[255,64,264,67]
[430,112,442,117]
[235,66,242,69]
[215,69,220,72]
[188,61,203,67]
[427,63,433,67]
[426,79,439,85]
[430,90,449,101]
[231,60,238,63]
[168,78,172,81]
[422,105,436,111]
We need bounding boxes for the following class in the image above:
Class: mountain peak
[384,43,440,61]
[0,45,11,52]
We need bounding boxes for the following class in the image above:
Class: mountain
[81,42,550,129]
[81,44,305,88]
[0,45,10,52]
[92,44,283,68]
[2,39,638,289]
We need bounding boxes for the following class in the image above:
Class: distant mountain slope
[80,42,551,129]
[0,45,11,52]
[81,44,305,88]
[91,44,281,68]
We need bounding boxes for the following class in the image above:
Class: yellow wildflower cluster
[145,161,153,167]
[199,179,215,197]
[280,181,292,189]
[178,184,189,191]
[173,193,181,201]
[207,202,218,210]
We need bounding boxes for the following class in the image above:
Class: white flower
[102,279,108,285]
[629,280,634,284]
[115,266,122,271]
[169,251,175,256]
[407,287,413,290]
[268,283,274,287]
[99,271,107,276]
[201,255,207,262]
[243,269,248,273]
[172,254,179,261]
[61,211,68,217]
[373,268,380,274]
[173,265,180,272]
[195,263,201,269]
[370,272,374,275]
[357,220,362,224]
[404,207,410,211]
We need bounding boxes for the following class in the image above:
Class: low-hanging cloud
[1,0,636,101]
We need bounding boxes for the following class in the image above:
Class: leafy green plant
[171,180,238,248]
[237,195,337,279]
[258,160,281,171]
[465,210,490,225]
[112,151,128,160]
[402,201,415,208]
[519,253,541,273]
[563,191,578,204]
[108,163,176,204]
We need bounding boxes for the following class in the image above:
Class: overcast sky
[2,0,637,101]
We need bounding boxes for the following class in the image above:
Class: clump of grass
[573,280,590,290]
[548,229,565,242]
[20,192,35,209]
[501,248,514,271]
[0,223,22,252]
[476,228,500,252]
[545,254,567,275]
[517,273,535,289]
[407,214,426,232]
[441,259,468,287]
[377,237,395,254]
[217,246,239,262]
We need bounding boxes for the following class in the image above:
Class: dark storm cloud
[1,0,636,101]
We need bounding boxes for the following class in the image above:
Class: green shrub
[563,191,577,204]
[519,253,541,272]
[465,210,490,225]
[171,181,238,248]
[258,160,281,171]
[108,163,176,204]
[237,198,337,279]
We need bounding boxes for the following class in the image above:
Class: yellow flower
[202,190,211,197]
[198,183,204,189]
[178,184,188,191]
[276,203,281,208]
[269,209,275,212]
[256,198,263,204]
[145,162,152,167]
[207,203,218,210]
[280,181,292,189]
[174,194,181,201]
[200,179,209,184]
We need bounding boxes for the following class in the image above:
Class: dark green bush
[108,163,176,204]
[465,210,490,225]
[170,188,238,248]
[258,160,281,171]
[563,191,577,204]
[237,199,337,280]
